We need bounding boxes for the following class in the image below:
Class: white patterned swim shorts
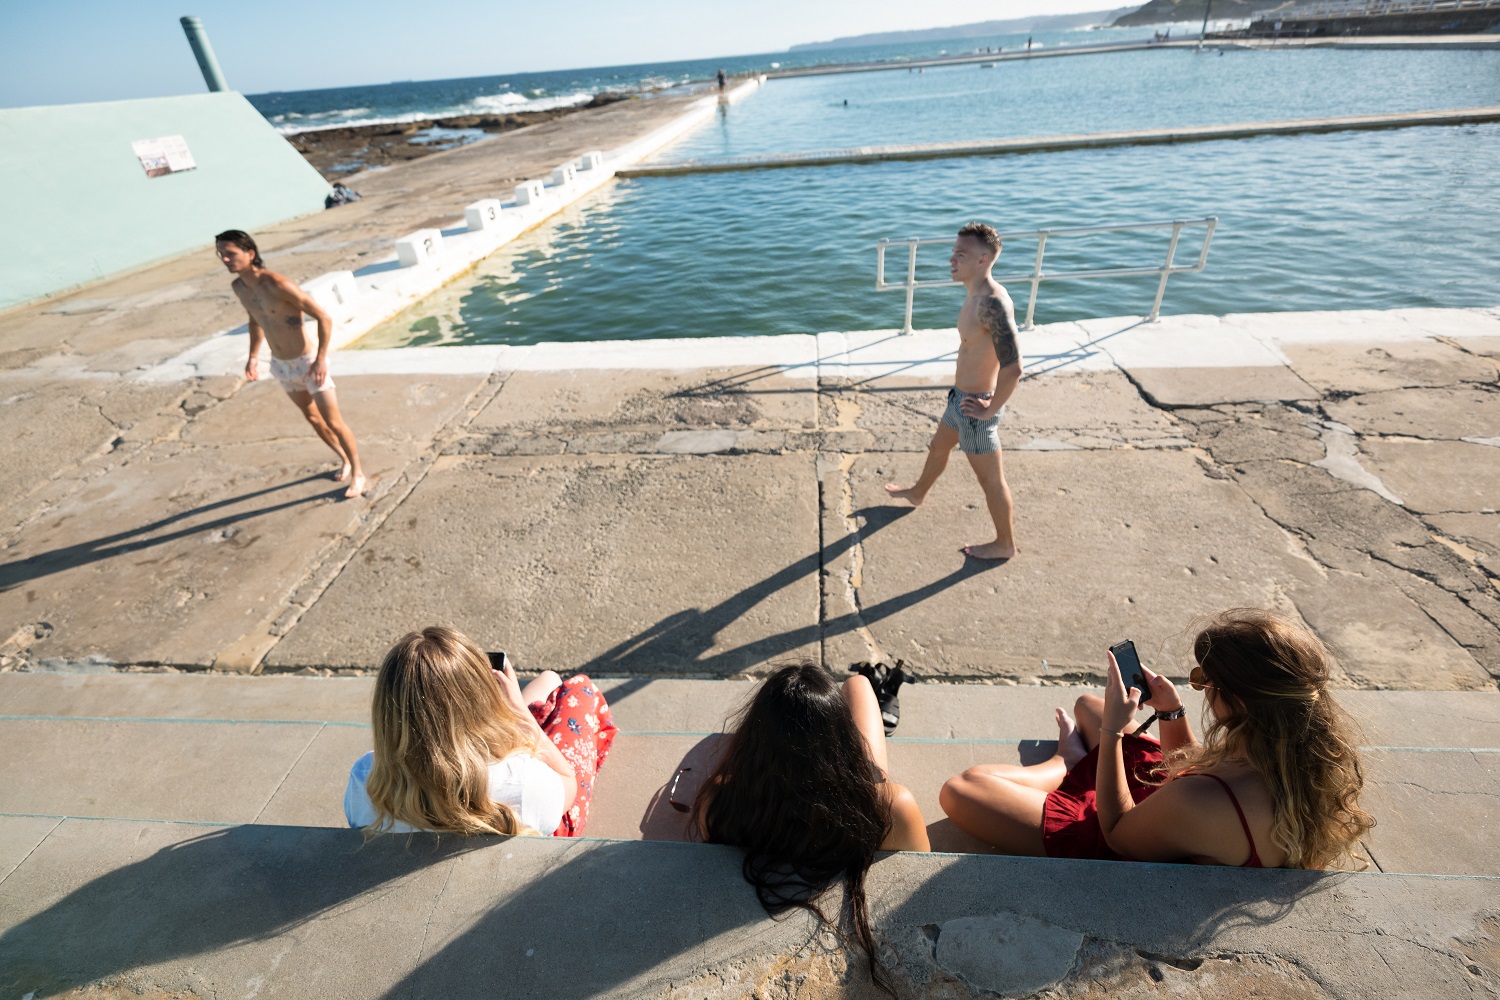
[269,352,334,395]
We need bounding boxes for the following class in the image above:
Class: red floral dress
[527,673,617,837]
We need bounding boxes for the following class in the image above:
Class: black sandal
[879,663,907,736]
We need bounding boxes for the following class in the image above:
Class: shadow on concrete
[376,839,776,1000]
[0,825,483,997]
[0,475,339,591]
[636,735,723,842]
[579,505,998,676]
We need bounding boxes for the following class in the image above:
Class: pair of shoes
[849,660,911,736]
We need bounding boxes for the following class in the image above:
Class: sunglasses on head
[1189,665,1211,691]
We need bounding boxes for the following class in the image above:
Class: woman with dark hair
[939,609,1374,869]
[694,663,929,994]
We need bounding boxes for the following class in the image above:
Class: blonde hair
[366,626,539,836]
[1166,609,1375,870]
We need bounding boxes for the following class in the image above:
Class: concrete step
[2,673,1497,876]
[3,819,1496,1000]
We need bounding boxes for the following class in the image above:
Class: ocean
[247,24,1159,133]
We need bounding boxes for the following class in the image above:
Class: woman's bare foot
[333,460,352,483]
[884,483,925,506]
[1056,708,1087,770]
[344,473,367,499]
[962,541,1017,561]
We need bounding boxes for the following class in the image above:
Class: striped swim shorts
[941,387,1005,455]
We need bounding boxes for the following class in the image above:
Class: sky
[0,0,1110,107]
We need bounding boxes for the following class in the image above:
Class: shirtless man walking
[215,229,365,498]
[884,222,1022,560]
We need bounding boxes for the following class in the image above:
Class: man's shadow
[0,474,339,591]
[580,505,999,677]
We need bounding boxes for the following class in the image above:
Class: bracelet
[1100,727,1126,739]
[1157,706,1186,721]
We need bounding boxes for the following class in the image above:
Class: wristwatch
[1156,706,1186,721]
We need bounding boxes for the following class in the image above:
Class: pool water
[356,49,1500,349]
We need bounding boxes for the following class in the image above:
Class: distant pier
[621,105,1500,177]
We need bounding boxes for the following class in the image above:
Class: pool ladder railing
[876,216,1218,334]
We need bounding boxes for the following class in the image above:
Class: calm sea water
[352,47,1500,348]
[247,26,1146,133]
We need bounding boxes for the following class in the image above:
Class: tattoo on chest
[980,297,1020,369]
[283,315,303,330]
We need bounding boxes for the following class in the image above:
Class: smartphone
[1109,640,1148,695]
[485,651,511,671]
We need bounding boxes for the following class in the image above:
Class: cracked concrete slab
[470,367,818,435]
[0,441,375,668]
[1126,365,1322,407]
[1361,748,1500,875]
[266,453,820,675]
[181,374,486,447]
[0,815,60,884]
[1359,439,1500,516]
[1426,512,1500,577]
[1282,339,1499,395]
[1290,568,1490,690]
[1326,386,1500,440]
[829,450,1321,678]
[0,376,205,526]
[822,371,1189,454]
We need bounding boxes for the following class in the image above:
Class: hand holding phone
[1108,640,1148,697]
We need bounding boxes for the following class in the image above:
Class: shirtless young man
[884,222,1022,560]
[215,229,366,498]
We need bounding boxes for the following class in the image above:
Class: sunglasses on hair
[1189,665,1211,691]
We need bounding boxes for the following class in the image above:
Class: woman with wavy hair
[940,609,1374,869]
[344,626,617,837]
[694,663,929,995]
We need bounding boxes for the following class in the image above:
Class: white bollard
[514,180,546,206]
[550,163,577,187]
[579,150,606,171]
[465,199,504,231]
[395,229,443,267]
[301,271,360,319]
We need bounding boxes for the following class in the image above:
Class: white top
[343,750,566,835]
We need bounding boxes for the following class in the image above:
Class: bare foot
[333,461,352,483]
[1055,708,1087,770]
[884,483,925,507]
[962,541,1017,561]
[344,473,367,499]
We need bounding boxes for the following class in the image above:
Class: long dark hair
[694,662,894,994]
[214,228,264,267]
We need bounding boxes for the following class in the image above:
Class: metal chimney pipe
[180,16,229,92]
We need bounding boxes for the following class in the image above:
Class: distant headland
[788,9,1136,50]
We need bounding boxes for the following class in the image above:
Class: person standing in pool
[884,222,1021,561]
[215,229,366,498]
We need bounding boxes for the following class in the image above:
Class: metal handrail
[875,217,1218,334]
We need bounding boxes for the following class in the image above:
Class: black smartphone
[1109,640,1148,695]
[485,651,511,671]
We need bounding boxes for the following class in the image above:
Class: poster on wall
[131,135,197,178]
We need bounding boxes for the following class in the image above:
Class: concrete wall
[0,92,330,311]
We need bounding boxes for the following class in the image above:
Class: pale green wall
[0,92,330,311]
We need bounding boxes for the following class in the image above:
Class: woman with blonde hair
[940,609,1374,869]
[344,626,617,837]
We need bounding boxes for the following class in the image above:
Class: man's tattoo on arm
[981,296,1021,369]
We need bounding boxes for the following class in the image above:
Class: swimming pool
[355,49,1500,349]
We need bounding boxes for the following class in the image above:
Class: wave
[274,91,597,134]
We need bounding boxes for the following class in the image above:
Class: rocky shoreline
[286,92,632,180]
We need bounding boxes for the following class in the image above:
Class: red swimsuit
[1042,734,1264,867]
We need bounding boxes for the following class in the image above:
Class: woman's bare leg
[843,674,889,778]
[1073,693,1139,752]
[520,670,563,705]
[939,769,1048,855]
